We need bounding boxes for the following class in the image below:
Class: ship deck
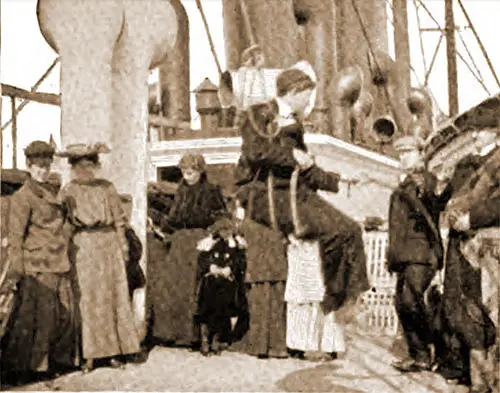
[11,329,464,393]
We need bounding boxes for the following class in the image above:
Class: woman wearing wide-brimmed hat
[57,143,140,373]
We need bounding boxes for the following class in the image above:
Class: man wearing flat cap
[1,140,76,380]
[388,135,444,373]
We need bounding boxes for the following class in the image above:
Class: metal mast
[444,0,459,116]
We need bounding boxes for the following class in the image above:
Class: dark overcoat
[195,237,248,333]
[148,175,229,344]
[2,178,76,372]
[8,178,71,276]
[439,147,500,350]
[234,99,369,312]
[166,174,228,232]
[387,172,444,273]
[235,99,340,193]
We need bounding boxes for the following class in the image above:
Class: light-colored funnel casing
[222,0,299,70]
[293,0,336,133]
[37,0,178,339]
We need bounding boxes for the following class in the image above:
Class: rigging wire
[234,0,269,110]
[456,0,500,88]
[195,0,223,77]
[456,50,490,95]
[424,33,443,86]
[412,0,428,79]
[456,30,488,92]
[415,0,495,93]
[422,29,488,96]
[415,0,441,30]
[1,56,60,131]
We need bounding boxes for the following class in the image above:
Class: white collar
[478,143,497,157]
[275,97,295,119]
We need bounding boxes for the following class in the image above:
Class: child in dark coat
[195,225,248,356]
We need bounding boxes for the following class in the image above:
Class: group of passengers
[147,63,369,360]
[11,61,499,392]
[0,63,372,388]
[1,141,144,385]
[387,127,499,393]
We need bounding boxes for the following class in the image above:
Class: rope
[417,0,495,92]
[412,0,428,78]
[424,34,444,86]
[238,0,257,48]
[349,0,403,135]
[195,0,222,77]
[456,49,490,95]
[2,56,60,131]
[457,31,489,94]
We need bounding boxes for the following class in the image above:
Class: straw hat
[56,142,111,158]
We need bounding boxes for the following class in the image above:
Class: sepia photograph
[0,0,498,391]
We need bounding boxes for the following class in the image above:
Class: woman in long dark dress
[148,153,229,348]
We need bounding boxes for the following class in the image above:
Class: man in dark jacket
[440,129,499,393]
[234,65,369,316]
[1,141,76,382]
[388,135,443,372]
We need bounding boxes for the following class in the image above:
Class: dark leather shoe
[469,388,492,393]
[288,349,305,360]
[391,358,430,372]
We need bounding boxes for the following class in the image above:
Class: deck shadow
[276,363,364,393]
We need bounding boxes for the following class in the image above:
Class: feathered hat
[56,142,111,158]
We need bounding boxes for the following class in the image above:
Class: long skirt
[72,228,140,360]
[148,228,207,345]
[286,302,345,353]
[231,281,288,358]
[285,237,345,354]
[1,272,77,372]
